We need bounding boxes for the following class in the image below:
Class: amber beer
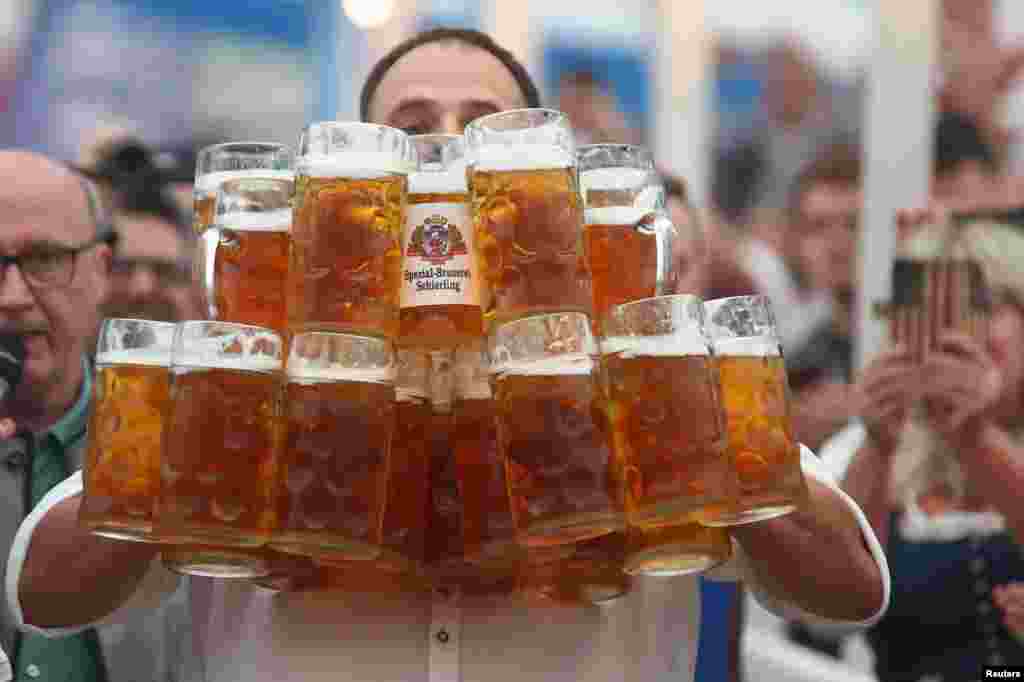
[603,349,729,527]
[702,296,806,526]
[584,205,666,327]
[710,351,804,522]
[372,350,432,575]
[451,345,519,568]
[399,135,482,347]
[156,323,284,578]
[81,320,175,542]
[466,110,588,329]
[211,176,292,333]
[288,123,413,339]
[271,333,395,564]
[490,313,621,547]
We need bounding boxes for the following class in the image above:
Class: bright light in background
[343,0,396,29]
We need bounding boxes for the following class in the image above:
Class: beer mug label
[401,203,478,308]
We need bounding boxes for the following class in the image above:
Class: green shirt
[15,359,106,682]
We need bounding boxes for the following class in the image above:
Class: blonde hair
[890,218,1024,509]
[902,218,1024,304]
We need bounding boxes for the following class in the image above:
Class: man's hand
[920,331,1002,440]
[856,345,917,455]
[994,583,1024,637]
[0,417,15,439]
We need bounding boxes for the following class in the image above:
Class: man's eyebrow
[460,99,502,115]
[388,98,438,118]
[16,238,74,251]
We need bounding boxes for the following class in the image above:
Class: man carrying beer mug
[0,152,191,682]
[12,30,888,682]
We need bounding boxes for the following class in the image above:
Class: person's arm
[951,419,1024,543]
[706,445,890,630]
[839,436,894,548]
[6,472,179,634]
[921,332,1024,543]
[729,448,887,623]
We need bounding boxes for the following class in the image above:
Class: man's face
[0,153,111,401]
[369,41,527,134]
[102,213,198,323]
[796,182,862,299]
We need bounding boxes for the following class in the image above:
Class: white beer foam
[710,335,780,358]
[490,354,595,378]
[453,346,491,401]
[174,333,282,373]
[584,206,650,227]
[195,170,294,193]
[96,349,171,368]
[287,362,395,384]
[299,153,412,178]
[601,335,709,359]
[409,166,468,195]
[580,167,649,192]
[218,208,291,232]
[472,145,573,172]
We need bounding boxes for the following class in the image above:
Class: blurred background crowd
[2,0,1024,680]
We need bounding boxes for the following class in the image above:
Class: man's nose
[128,267,160,298]
[440,111,463,135]
[0,264,37,312]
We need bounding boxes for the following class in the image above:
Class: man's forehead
[0,171,92,244]
[371,42,525,119]
[801,183,862,214]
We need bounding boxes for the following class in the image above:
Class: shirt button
[978,601,992,615]
[989,653,1005,666]
[25,663,40,678]
[970,557,987,574]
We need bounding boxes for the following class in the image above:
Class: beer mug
[465,109,588,329]
[400,135,482,347]
[156,321,284,578]
[372,349,432,575]
[701,296,807,526]
[193,143,294,320]
[488,311,622,547]
[81,319,175,542]
[271,332,396,564]
[208,173,294,333]
[451,343,519,569]
[624,522,732,578]
[288,122,415,339]
[578,144,677,333]
[193,142,295,235]
[602,295,731,528]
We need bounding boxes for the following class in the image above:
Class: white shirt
[7,446,889,682]
[0,643,9,682]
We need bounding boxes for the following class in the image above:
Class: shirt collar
[44,356,91,447]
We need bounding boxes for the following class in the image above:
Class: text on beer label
[401,202,478,308]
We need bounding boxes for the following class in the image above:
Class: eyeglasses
[110,256,192,286]
[1,231,116,290]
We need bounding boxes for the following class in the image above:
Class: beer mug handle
[635,213,678,297]
[200,228,221,320]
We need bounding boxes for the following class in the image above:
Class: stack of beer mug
[77,109,809,608]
